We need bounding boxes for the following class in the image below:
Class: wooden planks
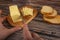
[0,0,60,40]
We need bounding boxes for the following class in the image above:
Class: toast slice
[7,5,37,27]
[44,9,57,18]
[43,15,60,24]
[41,6,53,15]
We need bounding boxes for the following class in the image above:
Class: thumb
[9,26,21,34]
[32,32,44,40]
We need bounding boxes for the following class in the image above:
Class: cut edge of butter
[9,5,22,23]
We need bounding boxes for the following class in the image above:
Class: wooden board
[0,0,60,40]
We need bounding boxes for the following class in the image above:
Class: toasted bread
[7,6,37,27]
[41,6,53,15]
[44,9,57,18]
[43,15,60,24]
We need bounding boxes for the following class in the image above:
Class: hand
[23,24,44,40]
[0,10,21,40]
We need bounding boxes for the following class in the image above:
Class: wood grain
[0,0,60,40]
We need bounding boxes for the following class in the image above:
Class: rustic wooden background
[0,0,60,40]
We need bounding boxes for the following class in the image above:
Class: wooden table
[0,0,60,40]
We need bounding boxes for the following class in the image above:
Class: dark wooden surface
[0,0,60,40]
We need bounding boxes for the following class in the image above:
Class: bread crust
[43,9,57,18]
[7,6,37,27]
[43,15,60,24]
[41,6,54,15]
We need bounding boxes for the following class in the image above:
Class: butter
[9,5,22,23]
[22,7,33,16]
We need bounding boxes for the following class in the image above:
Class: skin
[0,10,21,40]
[23,23,44,40]
[0,16,21,40]
[0,10,44,40]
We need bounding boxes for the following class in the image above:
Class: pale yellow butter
[22,7,33,16]
[9,5,22,23]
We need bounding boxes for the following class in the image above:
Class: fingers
[0,16,7,28]
[8,26,21,34]
[23,24,33,40]
[0,9,2,15]
[0,16,7,22]
[0,9,6,22]
[32,32,44,40]
[2,16,7,21]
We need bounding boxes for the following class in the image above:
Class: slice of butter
[9,5,22,23]
[22,7,33,16]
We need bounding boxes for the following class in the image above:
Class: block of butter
[9,5,22,23]
[22,7,33,16]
